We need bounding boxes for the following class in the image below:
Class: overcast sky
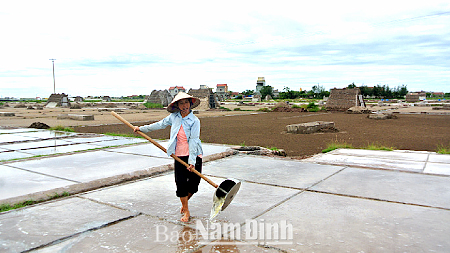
[1,0,449,98]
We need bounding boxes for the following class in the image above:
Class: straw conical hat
[167,92,200,113]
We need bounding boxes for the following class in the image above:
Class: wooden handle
[111,111,219,188]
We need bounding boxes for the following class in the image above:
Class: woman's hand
[133,126,140,132]
[187,164,195,172]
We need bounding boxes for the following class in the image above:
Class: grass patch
[365,143,395,151]
[323,141,395,153]
[219,106,231,111]
[49,125,75,132]
[257,107,271,112]
[143,102,163,109]
[437,144,450,154]
[0,192,70,213]
[322,141,354,153]
[103,132,144,138]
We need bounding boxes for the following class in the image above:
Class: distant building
[273,89,280,98]
[169,86,186,97]
[188,88,219,110]
[146,90,173,107]
[216,84,229,101]
[433,92,444,97]
[255,77,265,94]
[45,93,70,108]
[326,88,365,111]
[406,91,426,102]
[102,96,112,102]
[74,96,84,102]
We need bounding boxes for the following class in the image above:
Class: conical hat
[167,92,200,113]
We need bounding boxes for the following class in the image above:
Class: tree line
[238,83,409,100]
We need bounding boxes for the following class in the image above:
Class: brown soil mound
[74,112,450,159]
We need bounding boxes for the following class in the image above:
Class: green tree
[359,85,373,97]
[242,90,254,96]
[279,87,297,99]
[347,82,356,89]
[260,85,274,99]
[311,85,329,99]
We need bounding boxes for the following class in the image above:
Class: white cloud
[1,0,449,98]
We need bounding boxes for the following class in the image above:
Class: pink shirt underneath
[175,125,189,156]
[175,125,202,160]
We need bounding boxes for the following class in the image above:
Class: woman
[134,92,203,222]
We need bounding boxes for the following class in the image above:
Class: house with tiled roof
[168,86,186,97]
[216,84,229,101]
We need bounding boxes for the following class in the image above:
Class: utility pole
[49,59,56,94]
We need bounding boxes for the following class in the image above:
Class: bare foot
[181,211,190,222]
[180,206,187,214]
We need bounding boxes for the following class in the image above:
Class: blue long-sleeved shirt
[139,111,203,165]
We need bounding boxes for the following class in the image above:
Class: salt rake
[111,111,240,220]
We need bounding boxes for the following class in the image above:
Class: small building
[273,89,280,98]
[102,96,112,102]
[406,92,426,102]
[169,86,186,97]
[145,90,173,107]
[188,88,219,110]
[74,96,84,102]
[45,93,70,108]
[216,84,229,101]
[432,92,444,97]
[325,88,365,111]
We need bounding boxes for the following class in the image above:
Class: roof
[169,86,185,90]
[216,84,227,87]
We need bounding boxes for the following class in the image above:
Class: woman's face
[178,98,191,115]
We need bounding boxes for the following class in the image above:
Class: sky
[1,0,449,98]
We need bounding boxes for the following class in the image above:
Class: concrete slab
[0,197,136,252]
[0,134,39,144]
[108,142,169,158]
[306,152,425,172]
[428,153,450,164]
[87,137,147,147]
[0,150,34,161]
[0,128,40,134]
[110,142,233,158]
[31,215,205,253]
[1,139,74,151]
[311,167,450,209]
[0,112,15,116]
[0,165,75,200]
[256,191,450,252]
[326,148,430,162]
[31,215,276,253]
[82,173,301,225]
[18,143,99,156]
[423,162,450,176]
[62,135,120,144]
[202,155,345,189]
[7,150,172,183]
[17,130,79,139]
[57,114,94,120]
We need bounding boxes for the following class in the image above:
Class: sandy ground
[1,102,449,158]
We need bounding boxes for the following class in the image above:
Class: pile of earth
[271,102,306,112]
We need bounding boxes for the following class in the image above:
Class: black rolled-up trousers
[174,156,202,197]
